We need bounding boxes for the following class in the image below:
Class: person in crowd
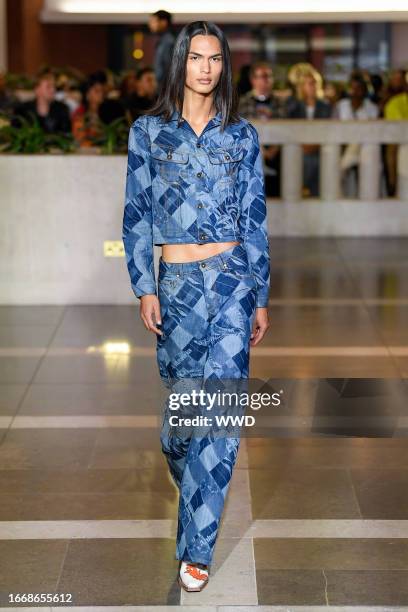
[335,74,379,120]
[369,74,385,107]
[148,9,175,91]
[86,70,126,125]
[290,71,331,120]
[0,72,19,118]
[54,72,81,116]
[288,72,332,197]
[286,62,319,115]
[383,74,408,196]
[71,74,106,147]
[12,69,71,134]
[124,67,158,123]
[238,61,286,197]
[334,74,379,197]
[323,80,342,110]
[120,72,139,102]
[385,78,408,119]
[382,69,407,109]
[239,61,286,119]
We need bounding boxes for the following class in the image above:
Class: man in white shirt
[334,75,379,196]
[335,76,379,120]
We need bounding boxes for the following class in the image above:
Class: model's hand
[250,307,270,346]
[140,294,163,335]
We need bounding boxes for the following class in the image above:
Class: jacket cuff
[255,289,269,308]
[134,285,157,299]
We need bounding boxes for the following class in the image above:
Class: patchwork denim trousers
[156,242,257,566]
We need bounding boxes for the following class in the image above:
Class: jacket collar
[168,109,223,125]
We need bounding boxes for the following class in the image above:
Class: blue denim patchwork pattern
[157,243,257,565]
[122,110,270,307]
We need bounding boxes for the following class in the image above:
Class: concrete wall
[1,152,408,305]
[0,154,161,304]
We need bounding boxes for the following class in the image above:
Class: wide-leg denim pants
[156,242,257,566]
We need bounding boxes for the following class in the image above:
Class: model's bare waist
[162,241,240,263]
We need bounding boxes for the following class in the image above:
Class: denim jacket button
[197,203,203,209]
[200,262,206,268]
[225,154,230,160]
[197,172,202,178]
[197,143,202,148]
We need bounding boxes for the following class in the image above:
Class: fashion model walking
[122,20,270,592]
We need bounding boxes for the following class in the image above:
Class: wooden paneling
[6,0,108,75]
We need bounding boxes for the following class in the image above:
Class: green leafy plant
[88,116,130,154]
[0,112,75,154]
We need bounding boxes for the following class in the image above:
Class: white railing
[255,119,408,202]
[254,120,408,235]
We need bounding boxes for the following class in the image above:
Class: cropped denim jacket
[122,109,270,307]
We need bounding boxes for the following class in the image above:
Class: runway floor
[1,237,408,610]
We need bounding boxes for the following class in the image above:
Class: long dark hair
[145,21,240,130]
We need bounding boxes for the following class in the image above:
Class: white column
[359,143,381,201]
[397,144,408,201]
[281,143,302,203]
[0,0,7,73]
[320,144,341,201]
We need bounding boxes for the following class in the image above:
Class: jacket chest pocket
[151,144,189,184]
[151,143,188,237]
[207,147,244,184]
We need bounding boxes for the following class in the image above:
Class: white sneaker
[178,560,209,592]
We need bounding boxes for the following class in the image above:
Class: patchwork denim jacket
[122,109,270,307]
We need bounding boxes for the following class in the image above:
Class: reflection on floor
[1,238,408,609]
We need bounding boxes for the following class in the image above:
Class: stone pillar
[397,144,408,201]
[320,143,341,201]
[281,143,302,202]
[359,143,381,201]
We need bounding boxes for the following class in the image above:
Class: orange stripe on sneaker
[184,565,208,581]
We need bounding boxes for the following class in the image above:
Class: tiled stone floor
[1,238,408,610]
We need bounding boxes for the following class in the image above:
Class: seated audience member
[382,69,407,109]
[88,70,127,125]
[12,69,71,134]
[123,67,158,123]
[384,82,408,120]
[334,74,379,197]
[54,73,81,116]
[71,75,105,147]
[323,80,343,111]
[335,74,379,120]
[239,61,286,197]
[288,72,332,197]
[120,72,138,102]
[369,73,385,108]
